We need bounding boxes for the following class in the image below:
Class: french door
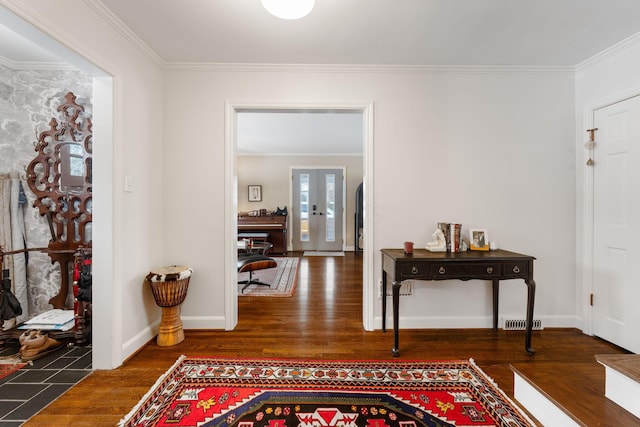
[292,168,344,252]
[592,95,640,353]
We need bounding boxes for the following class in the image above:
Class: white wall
[164,67,576,331]
[575,35,640,333]
[0,0,165,368]
[237,154,364,250]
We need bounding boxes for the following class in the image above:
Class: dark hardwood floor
[24,252,634,426]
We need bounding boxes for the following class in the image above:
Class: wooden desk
[381,248,536,356]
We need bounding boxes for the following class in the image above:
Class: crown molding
[238,152,363,157]
[0,0,109,74]
[576,30,640,71]
[1,0,577,76]
[163,61,575,75]
[0,54,78,70]
[0,54,12,69]
[84,0,164,68]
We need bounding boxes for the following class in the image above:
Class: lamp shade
[261,0,315,20]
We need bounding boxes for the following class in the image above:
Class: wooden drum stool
[145,265,193,346]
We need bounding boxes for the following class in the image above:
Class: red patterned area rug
[119,357,535,427]
[0,356,27,380]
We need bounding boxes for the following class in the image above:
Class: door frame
[580,88,640,337]
[290,166,347,252]
[0,7,121,369]
[224,101,375,331]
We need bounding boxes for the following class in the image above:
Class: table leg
[525,278,536,355]
[382,271,387,331]
[492,279,499,331]
[392,280,401,357]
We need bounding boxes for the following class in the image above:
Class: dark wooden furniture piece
[381,248,536,357]
[238,215,287,255]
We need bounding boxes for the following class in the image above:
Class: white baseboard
[373,314,580,330]
[182,315,227,330]
[121,321,158,364]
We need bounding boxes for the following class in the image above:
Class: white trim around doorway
[224,101,375,331]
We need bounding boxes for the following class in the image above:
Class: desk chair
[238,253,277,293]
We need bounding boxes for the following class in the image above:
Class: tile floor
[0,343,92,426]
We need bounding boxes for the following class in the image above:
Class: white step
[512,367,582,426]
[596,354,640,418]
[511,360,640,426]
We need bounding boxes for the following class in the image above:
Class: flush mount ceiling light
[261,0,315,20]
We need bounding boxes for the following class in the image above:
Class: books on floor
[18,309,75,331]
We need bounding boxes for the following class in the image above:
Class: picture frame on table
[248,185,262,202]
[469,228,489,251]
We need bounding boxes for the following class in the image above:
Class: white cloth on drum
[146,265,193,282]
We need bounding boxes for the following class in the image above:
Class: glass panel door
[299,173,310,242]
[324,173,335,242]
[292,168,344,252]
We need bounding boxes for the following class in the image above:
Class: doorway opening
[0,9,115,369]
[226,102,375,331]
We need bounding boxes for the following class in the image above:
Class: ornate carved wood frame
[25,92,92,308]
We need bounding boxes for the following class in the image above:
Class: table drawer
[433,263,502,279]
[503,261,529,277]
[399,263,429,279]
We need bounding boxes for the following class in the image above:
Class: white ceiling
[3,0,640,154]
[0,24,59,62]
[3,0,640,67]
[92,0,640,67]
[237,111,363,155]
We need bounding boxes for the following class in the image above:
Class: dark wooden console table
[381,248,536,356]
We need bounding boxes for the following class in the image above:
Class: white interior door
[593,95,640,353]
[292,168,344,252]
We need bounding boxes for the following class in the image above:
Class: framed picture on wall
[469,228,489,251]
[248,185,262,202]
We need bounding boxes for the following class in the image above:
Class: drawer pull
[438,267,446,275]
[512,266,520,274]
[486,267,493,274]
[411,266,419,274]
